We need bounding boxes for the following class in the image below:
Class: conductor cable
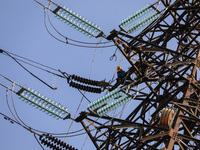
[3,50,57,90]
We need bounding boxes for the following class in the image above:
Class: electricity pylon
[75,0,200,149]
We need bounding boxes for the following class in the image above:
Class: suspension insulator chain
[69,80,102,93]
[71,74,109,88]
[39,134,78,150]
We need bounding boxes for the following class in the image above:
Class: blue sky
[0,0,155,149]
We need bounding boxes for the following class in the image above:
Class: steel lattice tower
[75,0,200,149]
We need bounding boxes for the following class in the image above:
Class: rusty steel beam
[80,120,100,150]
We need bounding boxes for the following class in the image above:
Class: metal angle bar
[137,38,194,60]
[128,35,193,60]
[140,131,169,142]
[112,37,142,77]
[173,103,200,121]
[134,133,163,150]
[178,65,194,79]
[131,46,165,78]
[86,117,125,148]
[173,102,200,111]
[115,124,155,149]
[167,3,186,27]
[191,82,200,92]
[85,119,109,141]
[156,15,184,47]
[170,6,200,10]
[138,4,171,39]
[165,84,192,149]
[152,136,168,148]
[103,124,141,130]
[151,82,188,117]
[118,138,131,150]
[184,97,200,103]
[181,13,200,37]
[120,132,160,150]
[83,114,160,150]
[134,131,164,150]
[112,42,159,99]
[165,60,195,67]
[87,113,168,131]
[80,120,100,150]
[126,79,166,122]
[95,122,122,149]
[122,10,197,57]
[177,133,200,143]
[181,32,200,55]
[99,130,110,149]
[181,120,195,139]
[141,85,170,117]
[141,47,174,53]
[96,132,108,142]
[161,0,180,8]
[140,119,160,138]
[125,100,145,121]
[179,115,200,123]
[176,140,185,150]
[85,117,110,127]
[118,135,156,150]
[105,129,112,150]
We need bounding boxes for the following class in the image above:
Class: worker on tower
[117,66,125,82]
[109,66,132,91]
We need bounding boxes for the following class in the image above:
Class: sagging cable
[2,49,57,90]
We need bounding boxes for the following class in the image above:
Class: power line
[34,134,45,150]
[2,49,110,93]
[2,50,59,72]
[3,50,58,90]
[46,2,111,46]
[42,3,115,49]
[2,52,63,78]
[0,75,92,137]
[63,37,101,143]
